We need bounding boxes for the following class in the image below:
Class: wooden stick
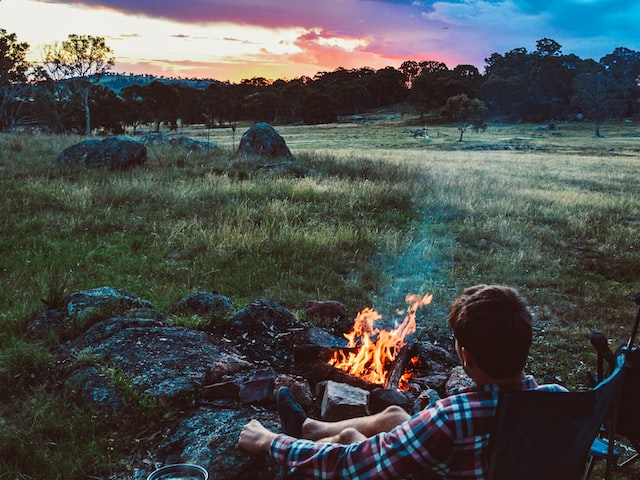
[384,343,417,390]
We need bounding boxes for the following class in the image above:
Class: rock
[149,406,280,480]
[408,372,451,396]
[65,286,155,323]
[27,286,157,341]
[63,365,128,414]
[223,300,305,372]
[413,387,441,413]
[169,136,218,151]
[305,300,348,320]
[369,387,410,414]
[445,366,475,395]
[200,380,241,401]
[292,326,348,363]
[26,307,65,340]
[56,139,101,165]
[57,136,147,169]
[62,317,252,407]
[415,341,459,374]
[139,132,168,144]
[320,380,369,421]
[172,292,235,325]
[238,368,276,404]
[228,299,303,333]
[274,374,314,408]
[237,123,294,160]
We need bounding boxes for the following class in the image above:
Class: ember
[328,293,432,388]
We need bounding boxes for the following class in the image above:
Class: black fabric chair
[584,295,640,479]
[488,354,625,480]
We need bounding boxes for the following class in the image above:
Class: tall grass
[1,121,639,479]
[330,148,640,389]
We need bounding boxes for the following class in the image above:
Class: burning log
[327,293,432,389]
[310,360,380,392]
[384,343,418,390]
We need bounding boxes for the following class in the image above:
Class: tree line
[1,30,639,137]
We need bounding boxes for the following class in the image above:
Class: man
[237,285,565,479]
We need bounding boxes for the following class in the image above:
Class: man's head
[448,285,532,380]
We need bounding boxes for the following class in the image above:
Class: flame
[328,293,432,387]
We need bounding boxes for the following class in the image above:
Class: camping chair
[584,293,640,479]
[488,353,625,480]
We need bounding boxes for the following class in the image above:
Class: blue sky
[2,0,638,81]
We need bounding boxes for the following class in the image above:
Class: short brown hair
[448,285,532,379]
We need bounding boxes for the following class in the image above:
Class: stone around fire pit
[320,380,370,421]
[369,387,411,414]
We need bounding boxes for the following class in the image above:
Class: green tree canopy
[0,29,31,131]
[43,34,114,135]
[441,94,488,141]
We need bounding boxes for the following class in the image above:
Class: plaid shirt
[270,377,566,479]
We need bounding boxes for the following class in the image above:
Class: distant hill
[98,73,220,92]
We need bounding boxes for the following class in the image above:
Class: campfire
[328,293,433,390]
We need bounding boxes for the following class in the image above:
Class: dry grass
[1,116,639,479]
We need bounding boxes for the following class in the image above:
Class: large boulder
[27,286,158,341]
[169,136,218,151]
[171,291,235,325]
[237,123,294,160]
[148,406,280,480]
[62,317,252,407]
[57,136,147,169]
[37,287,286,479]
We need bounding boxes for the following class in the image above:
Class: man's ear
[459,346,475,369]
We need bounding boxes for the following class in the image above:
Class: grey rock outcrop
[169,136,218,151]
[57,136,147,169]
[171,292,235,324]
[237,123,294,160]
[27,285,462,480]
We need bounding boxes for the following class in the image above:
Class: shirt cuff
[270,434,296,462]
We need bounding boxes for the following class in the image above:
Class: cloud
[22,0,640,81]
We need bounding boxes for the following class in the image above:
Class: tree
[301,90,337,124]
[143,81,181,131]
[399,60,420,88]
[478,75,530,120]
[441,94,488,141]
[43,34,114,135]
[0,29,31,131]
[90,85,124,134]
[572,71,625,137]
[600,47,640,115]
[534,38,562,57]
[120,84,150,133]
[409,61,452,120]
[366,67,408,107]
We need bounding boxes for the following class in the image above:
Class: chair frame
[584,293,640,479]
[488,354,625,480]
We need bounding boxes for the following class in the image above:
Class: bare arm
[237,419,278,455]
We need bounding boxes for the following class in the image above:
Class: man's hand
[237,419,278,455]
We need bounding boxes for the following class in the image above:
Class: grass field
[1,115,639,478]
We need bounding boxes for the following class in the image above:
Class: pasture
[1,116,639,478]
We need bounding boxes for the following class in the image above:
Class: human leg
[301,405,410,441]
[277,387,411,442]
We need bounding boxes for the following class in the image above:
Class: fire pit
[328,293,433,390]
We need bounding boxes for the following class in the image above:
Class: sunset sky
[2,0,639,83]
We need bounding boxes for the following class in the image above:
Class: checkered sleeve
[269,406,454,479]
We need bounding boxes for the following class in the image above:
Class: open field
[1,117,639,478]
[187,115,640,155]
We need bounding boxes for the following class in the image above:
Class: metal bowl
[146,464,209,480]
